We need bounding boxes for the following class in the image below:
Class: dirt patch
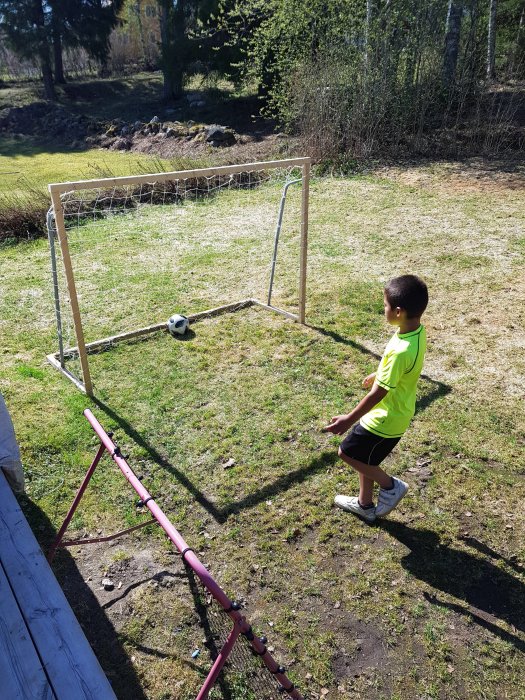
[374,157,525,194]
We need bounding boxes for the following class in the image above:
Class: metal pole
[47,208,65,367]
[47,443,106,562]
[196,624,243,700]
[267,179,301,306]
[82,409,304,700]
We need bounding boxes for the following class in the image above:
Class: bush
[0,188,49,241]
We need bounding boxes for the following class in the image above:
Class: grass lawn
[0,136,174,197]
[1,163,524,700]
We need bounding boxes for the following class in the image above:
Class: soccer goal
[46,158,311,396]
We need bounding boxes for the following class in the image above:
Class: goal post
[47,157,311,396]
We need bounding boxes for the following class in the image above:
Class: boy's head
[384,275,428,322]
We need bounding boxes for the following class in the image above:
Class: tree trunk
[487,0,497,79]
[159,0,185,101]
[52,17,66,84]
[443,0,463,86]
[364,0,374,69]
[134,1,149,68]
[510,3,525,74]
[41,55,56,100]
[34,0,56,100]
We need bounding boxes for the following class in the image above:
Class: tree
[0,0,123,96]
[443,0,463,85]
[487,0,498,77]
[0,0,56,99]
[158,0,186,99]
[157,0,220,101]
[49,0,125,82]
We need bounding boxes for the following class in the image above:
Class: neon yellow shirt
[360,325,426,438]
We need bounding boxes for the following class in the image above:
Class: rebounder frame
[47,158,311,396]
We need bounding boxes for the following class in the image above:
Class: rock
[206,125,236,147]
[133,120,142,131]
[223,458,236,469]
[120,126,130,136]
[102,578,114,591]
[113,137,131,151]
[150,115,160,123]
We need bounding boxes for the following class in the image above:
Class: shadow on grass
[18,495,148,700]
[307,325,452,414]
[94,396,337,525]
[90,324,447,525]
[383,521,525,653]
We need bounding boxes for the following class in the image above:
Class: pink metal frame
[48,409,304,700]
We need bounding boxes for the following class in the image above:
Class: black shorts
[339,423,401,466]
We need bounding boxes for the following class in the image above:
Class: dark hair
[385,275,428,318]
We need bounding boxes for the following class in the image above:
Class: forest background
[1,0,524,165]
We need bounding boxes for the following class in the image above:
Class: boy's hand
[362,373,376,389]
[322,414,352,435]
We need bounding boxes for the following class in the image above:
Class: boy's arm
[322,383,388,435]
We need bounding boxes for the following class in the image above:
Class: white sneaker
[375,477,409,517]
[334,495,376,523]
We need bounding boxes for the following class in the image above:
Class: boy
[323,275,428,523]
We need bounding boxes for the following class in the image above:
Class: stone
[102,578,114,591]
[113,137,131,151]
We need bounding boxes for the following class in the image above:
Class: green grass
[1,165,524,700]
[0,136,185,198]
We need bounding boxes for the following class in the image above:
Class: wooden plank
[0,471,116,700]
[298,160,310,324]
[48,299,255,359]
[0,561,55,700]
[50,189,93,396]
[48,157,311,194]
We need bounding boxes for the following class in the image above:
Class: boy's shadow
[382,522,525,652]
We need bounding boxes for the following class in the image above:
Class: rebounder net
[47,159,310,394]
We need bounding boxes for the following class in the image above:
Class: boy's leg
[358,472,375,506]
[338,447,393,492]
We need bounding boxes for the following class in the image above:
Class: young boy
[323,275,428,523]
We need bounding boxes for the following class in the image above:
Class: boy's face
[384,292,402,326]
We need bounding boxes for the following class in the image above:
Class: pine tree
[0,0,56,99]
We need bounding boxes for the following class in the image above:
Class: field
[1,160,524,700]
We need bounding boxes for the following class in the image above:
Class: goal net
[46,158,310,395]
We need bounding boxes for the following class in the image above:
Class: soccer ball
[167,314,189,336]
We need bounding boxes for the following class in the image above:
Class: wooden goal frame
[46,157,311,397]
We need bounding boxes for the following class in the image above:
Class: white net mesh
[47,162,307,389]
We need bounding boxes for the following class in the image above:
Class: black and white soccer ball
[167,314,189,336]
